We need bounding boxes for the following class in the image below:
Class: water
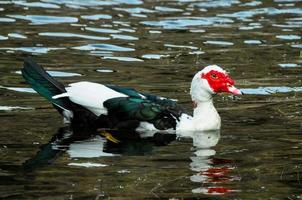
[0,0,302,199]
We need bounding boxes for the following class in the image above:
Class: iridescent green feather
[104,97,180,130]
[22,58,72,111]
[107,85,185,116]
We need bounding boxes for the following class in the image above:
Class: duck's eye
[211,74,218,79]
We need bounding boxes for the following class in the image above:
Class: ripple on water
[239,22,263,30]
[68,162,107,168]
[0,17,15,22]
[85,27,120,34]
[40,0,118,7]
[241,86,302,95]
[244,40,263,44]
[274,0,301,2]
[278,63,300,68]
[193,0,240,8]
[219,7,302,20]
[113,21,131,27]
[97,69,115,73]
[114,7,155,14]
[43,0,143,8]
[15,70,82,77]
[114,0,143,5]
[8,33,27,39]
[110,34,138,41]
[130,13,147,18]
[119,28,136,33]
[72,43,134,52]
[103,56,143,62]
[239,25,262,30]
[13,1,60,9]
[0,35,8,40]
[276,34,301,40]
[241,1,263,7]
[291,44,302,48]
[189,51,205,55]
[90,50,113,57]
[149,30,162,34]
[203,40,234,46]
[165,44,199,50]
[273,23,301,28]
[141,17,234,29]
[0,47,64,54]
[141,54,169,59]
[39,32,109,40]
[155,6,183,12]
[189,29,206,33]
[81,14,112,20]
[0,85,36,93]
[0,106,33,111]
[7,15,78,25]
[117,169,131,174]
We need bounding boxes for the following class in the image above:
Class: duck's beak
[227,85,242,95]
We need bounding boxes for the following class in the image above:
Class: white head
[190,65,242,102]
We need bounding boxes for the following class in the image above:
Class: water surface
[0,0,302,199]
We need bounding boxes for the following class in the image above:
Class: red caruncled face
[201,70,241,95]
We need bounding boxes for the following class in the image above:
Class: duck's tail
[22,58,73,121]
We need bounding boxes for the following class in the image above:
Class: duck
[21,58,241,133]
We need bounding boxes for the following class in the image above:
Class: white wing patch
[54,81,127,116]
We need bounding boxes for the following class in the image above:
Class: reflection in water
[66,136,115,158]
[23,127,238,195]
[23,127,176,172]
[186,130,240,195]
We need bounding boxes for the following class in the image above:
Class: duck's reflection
[23,127,176,172]
[23,128,239,195]
[185,130,239,195]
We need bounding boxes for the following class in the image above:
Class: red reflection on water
[192,158,240,195]
[207,187,233,194]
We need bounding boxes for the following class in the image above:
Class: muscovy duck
[22,59,241,132]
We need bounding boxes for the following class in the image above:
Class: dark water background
[0,0,302,199]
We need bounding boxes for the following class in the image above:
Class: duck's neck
[192,99,221,130]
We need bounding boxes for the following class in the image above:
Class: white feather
[63,81,127,116]
[52,93,70,99]
[201,65,226,74]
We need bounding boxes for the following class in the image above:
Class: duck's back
[64,82,127,116]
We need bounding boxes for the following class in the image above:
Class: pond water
[0,0,302,199]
